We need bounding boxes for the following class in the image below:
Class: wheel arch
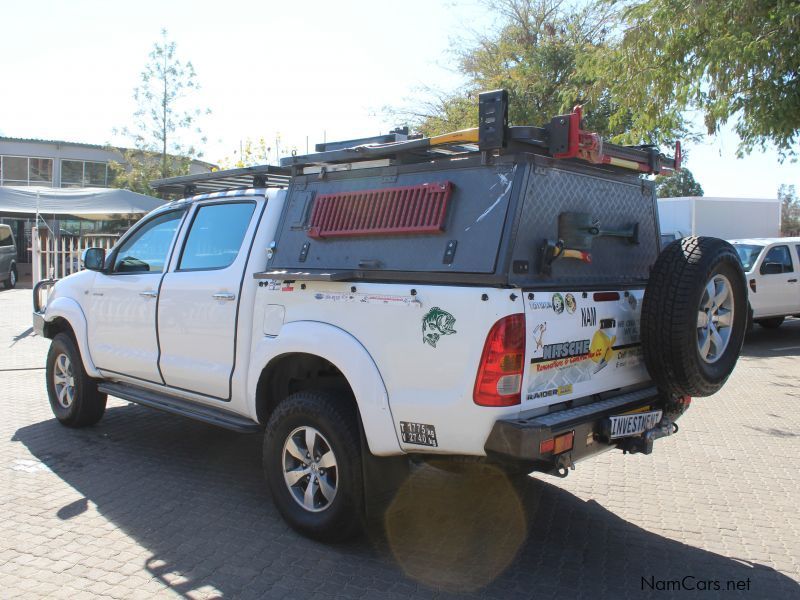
[43,297,102,378]
[249,321,402,456]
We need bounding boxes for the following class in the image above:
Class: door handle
[139,290,158,298]
[212,292,236,301]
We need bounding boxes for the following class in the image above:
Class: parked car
[33,91,748,541]
[0,224,17,289]
[730,237,800,328]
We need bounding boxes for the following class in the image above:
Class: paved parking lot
[2,286,799,599]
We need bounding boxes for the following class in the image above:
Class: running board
[97,382,262,433]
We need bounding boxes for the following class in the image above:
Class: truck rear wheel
[46,333,107,427]
[263,391,364,541]
[641,237,747,397]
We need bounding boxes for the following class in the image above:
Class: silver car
[0,224,17,289]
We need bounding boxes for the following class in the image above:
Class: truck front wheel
[263,391,364,541]
[46,333,107,427]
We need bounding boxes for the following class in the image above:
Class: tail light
[473,313,526,407]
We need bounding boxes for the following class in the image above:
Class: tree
[217,137,273,170]
[780,184,800,236]
[655,167,704,198]
[393,0,688,145]
[111,30,209,194]
[395,1,640,136]
[581,0,800,159]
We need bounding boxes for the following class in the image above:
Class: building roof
[0,136,217,169]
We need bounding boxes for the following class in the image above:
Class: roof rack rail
[281,89,680,176]
[151,164,291,197]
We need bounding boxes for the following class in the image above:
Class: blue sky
[1,0,797,198]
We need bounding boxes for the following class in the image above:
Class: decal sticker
[266,280,282,291]
[565,293,577,314]
[552,293,565,314]
[527,384,573,401]
[538,339,592,361]
[529,300,553,311]
[400,421,438,447]
[281,284,294,292]
[312,291,421,307]
[526,290,648,402]
[422,307,457,347]
[532,322,547,352]
[589,322,617,373]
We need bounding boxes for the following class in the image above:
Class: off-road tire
[46,333,107,427]
[263,391,364,542]
[756,316,784,329]
[641,237,747,397]
[3,264,16,289]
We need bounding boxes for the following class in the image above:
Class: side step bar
[97,382,262,433]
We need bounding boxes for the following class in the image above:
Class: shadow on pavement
[14,404,800,599]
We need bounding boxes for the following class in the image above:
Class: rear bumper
[485,386,686,473]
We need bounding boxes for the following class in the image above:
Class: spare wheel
[641,236,747,397]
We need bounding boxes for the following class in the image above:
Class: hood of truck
[522,289,650,410]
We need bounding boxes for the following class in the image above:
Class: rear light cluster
[473,313,526,407]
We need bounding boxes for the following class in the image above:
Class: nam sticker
[422,307,457,348]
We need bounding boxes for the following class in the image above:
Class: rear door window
[0,226,13,247]
[178,202,256,271]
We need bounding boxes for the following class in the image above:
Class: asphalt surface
[1,286,799,599]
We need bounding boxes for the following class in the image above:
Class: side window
[760,245,793,275]
[178,202,256,271]
[113,211,183,274]
[0,226,12,247]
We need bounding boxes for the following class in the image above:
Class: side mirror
[81,247,106,271]
[761,261,783,275]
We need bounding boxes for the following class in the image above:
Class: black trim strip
[227,200,268,399]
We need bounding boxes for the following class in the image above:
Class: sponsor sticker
[565,293,577,314]
[312,291,421,307]
[552,293,565,314]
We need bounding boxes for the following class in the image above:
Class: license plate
[608,410,662,439]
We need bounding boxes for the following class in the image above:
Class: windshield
[734,244,764,271]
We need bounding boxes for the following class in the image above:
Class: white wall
[658,197,781,239]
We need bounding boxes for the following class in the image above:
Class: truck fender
[248,320,402,456]
[44,297,102,378]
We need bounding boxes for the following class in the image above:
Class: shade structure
[0,186,165,219]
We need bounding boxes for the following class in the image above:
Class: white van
[0,224,17,289]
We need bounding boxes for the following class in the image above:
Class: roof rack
[151,164,291,197]
[281,90,680,176]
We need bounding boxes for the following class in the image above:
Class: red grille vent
[307,181,453,239]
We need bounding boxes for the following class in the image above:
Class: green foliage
[111,29,209,194]
[395,0,686,143]
[655,167,704,198]
[217,137,273,169]
[585,0,800,158]
[780,184,800,236]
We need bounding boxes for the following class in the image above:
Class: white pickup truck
[730,237,800,329]
[33,91,748,541]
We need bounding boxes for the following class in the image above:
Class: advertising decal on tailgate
[524,290,648,405]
